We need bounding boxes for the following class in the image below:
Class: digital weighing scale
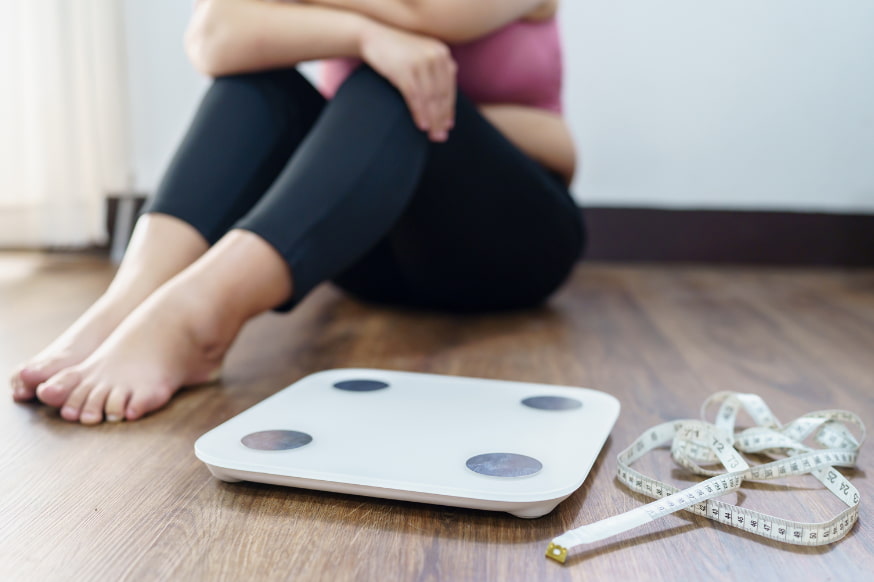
[195,369,620,518]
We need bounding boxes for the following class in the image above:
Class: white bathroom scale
[195,369,620,518]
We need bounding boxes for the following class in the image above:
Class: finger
[400,75,429,133]
[437,58,457,138]
[410,63,439,139]
[445,58,458,130]
[425,55,456,142]
[426,50,457,142]
[420,56,445,141]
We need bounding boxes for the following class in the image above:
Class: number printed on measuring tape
[545,392,864,564]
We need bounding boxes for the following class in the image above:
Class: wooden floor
[1,252,872,581]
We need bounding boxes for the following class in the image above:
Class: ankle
[182,230,294,319]
[151,280,244,356]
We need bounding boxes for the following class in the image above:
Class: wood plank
[1,252,872,581]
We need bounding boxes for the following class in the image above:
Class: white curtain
[0,0,131,248]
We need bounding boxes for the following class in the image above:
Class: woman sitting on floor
[10,0,584,424]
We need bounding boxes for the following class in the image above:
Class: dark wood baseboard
[582,207,874,266]
[107,197,874,267]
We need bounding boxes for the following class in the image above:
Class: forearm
[300,0,549,43]
[185,0,378,76]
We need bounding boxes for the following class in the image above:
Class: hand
[359,22,457,142]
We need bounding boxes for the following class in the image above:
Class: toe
[58,378,96,422]
[20,353,75,391]
[35,368,82,408]
[80,384,111,425]
[20,362,51,389]
[126,383,173,421]
[10,369,35,402]
[105,387,131,423]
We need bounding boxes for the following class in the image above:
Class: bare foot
[10,214,208,402]
[32,228,292,424]
[34,280,240,424]
[10,294,141,403]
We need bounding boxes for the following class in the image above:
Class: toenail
[106,414,122,423]
[81,411,101,423]
[61,406,77,418]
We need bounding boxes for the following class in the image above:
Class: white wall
[123,0,874,213]
[561,0,874,212]
[123,0,208,196]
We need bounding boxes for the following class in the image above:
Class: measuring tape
[546,392,864,564]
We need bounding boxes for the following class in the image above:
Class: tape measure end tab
[545,542,568,563]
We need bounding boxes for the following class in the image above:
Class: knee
[208,68,325,124]
[208,67,303,96]
[336,65,395,95]
[333,65,415,122]
[206,69,278,103]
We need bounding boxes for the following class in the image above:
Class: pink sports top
[320,17,564,113]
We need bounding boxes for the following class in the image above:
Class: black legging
[145,65,585,312]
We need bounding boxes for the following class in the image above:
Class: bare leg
[10,214,208,401]
[35,229,291,424]
[13,69,328,405]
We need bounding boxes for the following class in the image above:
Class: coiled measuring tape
[546,392,864,564]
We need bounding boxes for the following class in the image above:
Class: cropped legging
[145,65,586,312]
